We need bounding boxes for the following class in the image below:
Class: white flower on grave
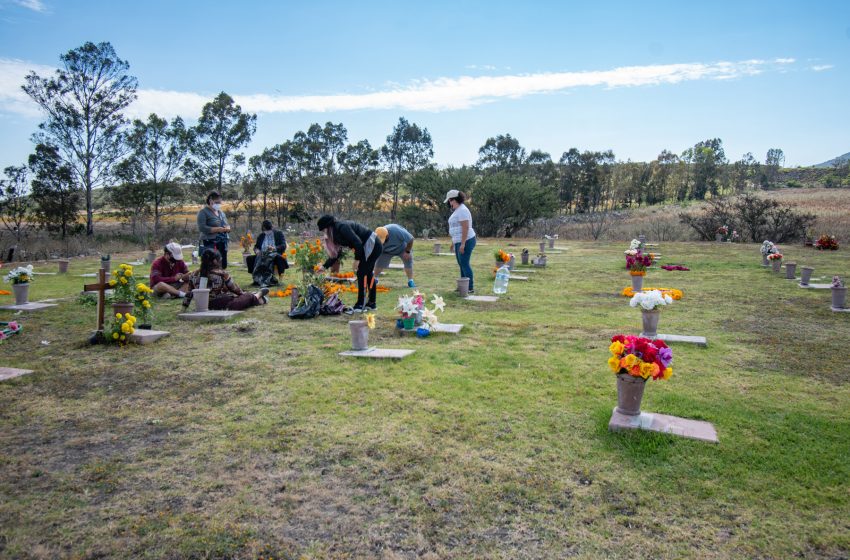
[629,290,673,311]
[422,308,439,327]
[395,295,418,316]
[629,239,642,250]
[431,294,445,313]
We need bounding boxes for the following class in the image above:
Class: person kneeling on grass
[373,224,416,288]
[182,249,269,311]
[150,242,191,298]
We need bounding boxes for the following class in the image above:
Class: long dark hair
[200,249,221,277]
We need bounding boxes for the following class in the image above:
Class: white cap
[165,242,184,261]
[443,189,460,203]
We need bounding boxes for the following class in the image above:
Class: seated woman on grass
[182,249,269,311]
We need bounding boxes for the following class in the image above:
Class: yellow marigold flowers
[663,367,673,380]
[109,280,116,287]
[120,277,128,285]
[112,332,119,340]
[640,361,655,379]
[623,354,638,367]
[142,300,150,308]
[609,341,624,355]
[115,313,122,319]
[608,356,620,372]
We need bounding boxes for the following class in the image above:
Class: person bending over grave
[316,215,383,314]
[182,249,269,311]
[373,224,416,288]
[246,220,289,281]
[197,191,231,269]
[445,189,477,293]
[150,242,191,298]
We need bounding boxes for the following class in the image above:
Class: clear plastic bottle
[493,265,510,294]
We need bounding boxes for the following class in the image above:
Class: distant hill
[813,152,850,168]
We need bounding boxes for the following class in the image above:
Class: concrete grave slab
[510,275,529,281]
[388,263,405,270]
[178,310,243,322]
[432,323,463,334]
[798,283,832,289]
[32,272,57,276]
[0,302,58,311]
[77,273,99,277]
[434,253,455,256]
[129,329,171,345]
[609,408,718,443]
[0,367,34,381]
[831,307,850,313]
[464,295,499,302]
[339,347,415,359]
[128,261,145,266]
[653,333,708,347]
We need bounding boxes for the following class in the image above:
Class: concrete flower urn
[548,237,555,249]
[242,253,251,268]
[716,233,723,242]
[616,374,647,416]
[631,274,644,292]
[58,260,70,273]
[539,242,546,253]
[12,283,29,305]
[349,320,369,350]
[638,235,646,244]
[785,262,797,280]
[762,255,769,267]
[641,309,660,338]
[101,258,111,273]
[832,286,848,310]
[457,277,470,297]
[192,288,211,312]
[534,256,547,267]
[433,243,441,255]
[521,250,529,265]
[147,251,157,263]
[507,255,515,270]
[771,258,782,273]
[800,266,814,286]
[111,301,134,317]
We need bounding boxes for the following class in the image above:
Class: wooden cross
[83,268,110,333]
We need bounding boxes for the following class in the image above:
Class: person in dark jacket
[316,215,382,313]
[246,220,289,278]
[196,191,231,269]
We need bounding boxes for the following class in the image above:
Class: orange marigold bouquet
[239,232,254,253]
[815,234,839,250]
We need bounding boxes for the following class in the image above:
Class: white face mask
[212,203,221,211]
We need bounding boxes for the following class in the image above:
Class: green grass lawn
[1,240,849,559]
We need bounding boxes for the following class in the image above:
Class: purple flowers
[658,347,673,368]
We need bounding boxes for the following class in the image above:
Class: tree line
[1,41,798,248]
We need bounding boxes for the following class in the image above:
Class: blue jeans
[454,237,476,291]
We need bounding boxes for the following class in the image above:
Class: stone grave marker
[432,323,463,334]
[388,263,405,270]
[798,283,832,289]
[129,329,171,345]
[0,301,59,311]
[0,367,34,382]
[653,333,708,347]
[465,295,499,302]
[510,275,529,281]
[609,408,718,443]
[178,310,244,322]
[339,347,415,359]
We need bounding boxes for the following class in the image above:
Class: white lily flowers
[629,289,673,311]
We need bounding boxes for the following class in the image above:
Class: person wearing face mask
[445,189,476,293]
[197,191,232,268]
[246,219,289,285]
[149,242,191,298]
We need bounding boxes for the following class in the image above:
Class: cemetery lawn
[1,241,849,559]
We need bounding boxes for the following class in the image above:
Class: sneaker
[468,289,475,295]
[364,302,377,311]
[260,295,269,305]
[407,279,416,288]
[259,287,270,298]
[344,305,365,315]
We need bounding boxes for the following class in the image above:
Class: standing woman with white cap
[316,215,383,313]
[445,190,476,294]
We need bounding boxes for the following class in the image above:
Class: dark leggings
[356,243,383,307]
[202,240,228,269]
[210,293,259,311]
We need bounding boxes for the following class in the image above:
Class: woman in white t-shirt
[444,189,477,293]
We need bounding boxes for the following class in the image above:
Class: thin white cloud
[811,64,833,72]
[12,0,46,12]
[1,57,800,119]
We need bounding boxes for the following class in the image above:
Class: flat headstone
[0,367,34,382]
[128,261,145,266]
[435,253,454,256]
[510,275,529,281]
[339,347,415,359]
[388,263,405,270]
[77,273,99,278]
[432,323,463,334]
[0,302,58,311]
[129,329,171,345]
[653,333,708,347]
[32,272,57,276]
[178,310,243,322]
[464,295,499,302]
[609,408,718,443]
[831,307,850,313]
[798,283,831,289]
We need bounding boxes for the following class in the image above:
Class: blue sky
[1,0,848,173]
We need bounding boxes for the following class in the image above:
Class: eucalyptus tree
[0,166,32,245]
[28,144,83,239]
[22,41,138,236]
[476,134,527,173]
[381,117,433,220]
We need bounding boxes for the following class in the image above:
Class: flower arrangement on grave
[717,225,729,237]
[493,249,511,264]
[330,271,355,279]
[135,282,154,325]
[0,321,21,342]
[832,276,845,288]
[106,312,136,346]
[608,335,673,381]
[629,289,673,311]
[3,265,33,284]
[108,263,138,303]
[628,239,643,252]
[396,291,444,330]
[760,241,778,256]
[269,284,298,298]
[239,232,254,253]
[621,287,683,300]
[730,230,740,242]
[289,238,327,299]
[815,234,839,250]
[625,251,653,276]
[767,252,783,261]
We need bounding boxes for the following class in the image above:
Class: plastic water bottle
[493,265,510,294]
